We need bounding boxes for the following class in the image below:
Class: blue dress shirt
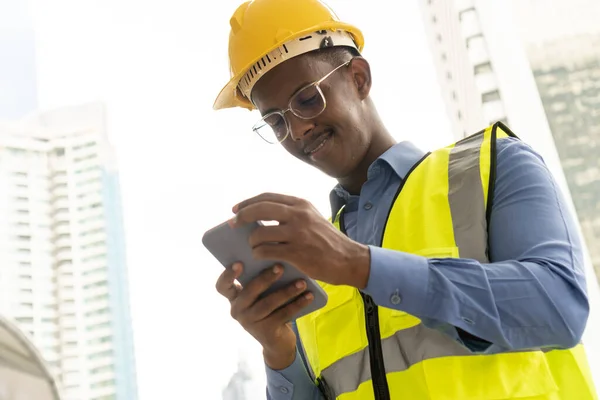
[265,137,590,400]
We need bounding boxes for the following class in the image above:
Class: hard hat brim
[213,21,364,111]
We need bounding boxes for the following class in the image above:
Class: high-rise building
[0,102,137,400]
[527,34,600,286]
[418,0,600,386]
[0,0,38,119]
[222,358,252,400]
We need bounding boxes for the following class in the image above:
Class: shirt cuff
[265,350,306,399]
[364,245,430,316]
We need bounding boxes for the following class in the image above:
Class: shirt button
[390,292,402,305]
[280,387,289,394]
[364,202,373,210]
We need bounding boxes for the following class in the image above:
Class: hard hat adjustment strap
[237,29,358,100]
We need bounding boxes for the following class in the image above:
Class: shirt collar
[329,141,426,219]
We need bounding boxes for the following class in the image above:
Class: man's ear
[349,57,372,100]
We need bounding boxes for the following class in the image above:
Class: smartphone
[202,220,328,320]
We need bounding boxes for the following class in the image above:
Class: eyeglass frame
[251,60,352,144]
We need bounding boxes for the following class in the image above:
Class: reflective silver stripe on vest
[320,321,550,397]
[321,323,476,396]
[448,132,490,263]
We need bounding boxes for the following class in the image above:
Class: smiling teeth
[307,133,331,155]
[310,138,328,154]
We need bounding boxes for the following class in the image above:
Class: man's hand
[215,262,313,370]
[231,193,371,288]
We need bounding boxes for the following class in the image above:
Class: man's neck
[338,130,396,195]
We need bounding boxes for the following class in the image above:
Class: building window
[75,165,99,175]
[91,380,114,389]
[474,62,493,75]
[432,15,437,23]
[88,350,112,360]
[73,141,96,151]
[78,202,101,211]
[82,241,104,250]
[466,33,484,49]
[85,294,109,304]
[87,321,111,332]
[85,308,109,317]
[74,153,97,163]
[84,280,107,290]
[458,7,476,21]
[441,52,447,62]
[457,110,463,120]
[482,90,501,103]
[436,33,442,43]
[81,228,104,237]
[90,365,113,375]
[452,91,457,101]
[84,267,107,278]
[57,260,72,267]
[446,71,452,80]
[89,336,112,346]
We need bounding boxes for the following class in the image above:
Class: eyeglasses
[252,60,351,144]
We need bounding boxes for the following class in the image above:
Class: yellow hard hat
[213,0,364,111]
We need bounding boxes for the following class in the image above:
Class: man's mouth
[303,131,333,156]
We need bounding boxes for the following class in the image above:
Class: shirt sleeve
[266,322,324,400]
[363,137,590,351]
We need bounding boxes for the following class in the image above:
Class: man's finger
[268,291,314,324]
[231,202,290,227]
[233,192,299,213]
[248,280,308,321]
[248,224,291,248]
[215,262,243,301]
[234,264,283,311]
[252,242,292,264]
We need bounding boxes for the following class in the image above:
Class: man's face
[251,53,372,178]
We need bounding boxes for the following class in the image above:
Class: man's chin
[313,160,348,179]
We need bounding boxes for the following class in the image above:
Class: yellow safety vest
[296,122,597,400]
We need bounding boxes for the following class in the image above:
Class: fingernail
[228,215,237,227]
[272,265,282,274]
[304,293,313,300]
[295,280,306,289]
[232,204,239,213]
[232,263,241,273]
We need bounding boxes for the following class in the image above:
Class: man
[213,1,597,399]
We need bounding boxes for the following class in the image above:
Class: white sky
[27,1,451,398]
[23,0,599,398]
[509,0,600,45]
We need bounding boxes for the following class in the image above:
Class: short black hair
[308,45,361,67]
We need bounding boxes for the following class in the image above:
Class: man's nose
[287,113,315,141]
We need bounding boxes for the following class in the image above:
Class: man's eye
[299,95,319,106]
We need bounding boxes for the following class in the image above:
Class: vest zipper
[338,211,391,400]
[361,292,391,400]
